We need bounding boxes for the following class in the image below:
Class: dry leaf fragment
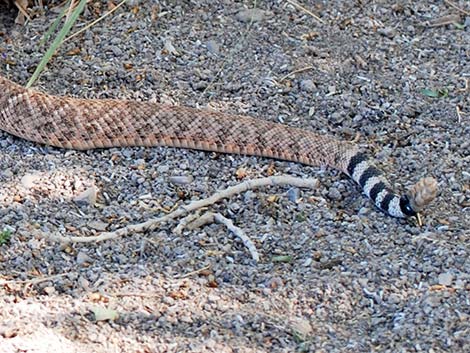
[123,62,133,70]
[66,47,81,56]
[266,163,276,176]
[235,167,248,180]
[300,31,320,40]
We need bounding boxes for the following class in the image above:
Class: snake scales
[0,74,437,218]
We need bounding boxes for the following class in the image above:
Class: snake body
[0,75,437,217]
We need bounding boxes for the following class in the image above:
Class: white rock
[438,272,454,286]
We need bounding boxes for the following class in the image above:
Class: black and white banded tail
[346,152,432,218]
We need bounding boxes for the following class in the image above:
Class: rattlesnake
[0,74,437,218]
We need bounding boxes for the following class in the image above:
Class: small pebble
[438,272,454,286]
[378,27,396,38]
[43,286,56,295]
[287,187,300,202]
[235,8,269,23]
[289,317,313,337]
[206,40,220,55]
[169,175,194,185]
[300,79,316,93]
[74,186,98,205]
[76,251,93,266]
[1,169,13,178]
[87,220,109,231]
[327,187,342,200]
[20,173,41,188]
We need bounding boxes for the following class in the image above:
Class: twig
[278,66,314,82]
[175,264,211,279]
[13,0,31,22]
[173,212,203,235]
[444,0,470,16]
[44,175,319,243]
[213,213,259,261]
[286,0,324,24]
[426,14,462,27]
[13,0,31,25]
[416,212,423,227]
[181,211,216,231]
[0,273,68,286]
[456,105,462,124]
[184,212,260,261]
[459,78,469,92]
[110,292,161,298]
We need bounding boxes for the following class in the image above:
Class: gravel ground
[0,1,469,352]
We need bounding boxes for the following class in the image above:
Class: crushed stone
[0,1,469,352]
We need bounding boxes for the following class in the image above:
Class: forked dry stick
[43,175,319,244]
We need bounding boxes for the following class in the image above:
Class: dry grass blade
[13,0,31,23]
[39,0,73,46]
[286,0,324,24]
[278,66,314,82]
[444,0,470,16]
[63,0,128,44]
[65,0,76,22]
[26,0,87,88]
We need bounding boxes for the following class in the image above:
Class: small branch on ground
[425,14,462,27]
[109,292,162,298]
[285,0,324,24]
[278,66,314,83]
[175,264,212,279]
[43,175,319,247]
[0,273,68,286]
[173,211,204,235]
[183,211,260,262]
[456,106,463,124]
[443,0,470,16]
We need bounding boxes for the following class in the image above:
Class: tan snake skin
[0,75,437,218]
